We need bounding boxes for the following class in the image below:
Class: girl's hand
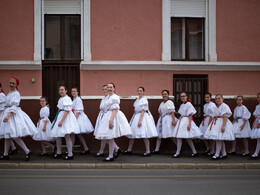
[138,121,142,127]
[172,121,176,126]
[42,127,46,132]
[3,116,9,122]
[240,124,245,131]
[58,121,63,127]
[221,125,225,133]
[187,123,191,131]
[257,123,260,128]
[109,120,114,129]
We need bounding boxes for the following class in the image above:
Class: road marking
[0,175,260,178]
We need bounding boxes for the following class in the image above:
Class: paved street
[0,169,259,195]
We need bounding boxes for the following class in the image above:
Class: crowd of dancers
[0,78,259,161]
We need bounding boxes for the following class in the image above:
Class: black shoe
[212,155,220,160]
[40,153,48,156]
[25,151,32,161]
[190,153,198,157]
[227,151,236,155]
[53,153,62,159]
[172,154,180,158]
[123,150,132,155]
[52,146,57,155]
[207,152,214,156]
[0,155,9,160]
[95,153,104,157]
[81,150,90,155]
[241,153,250,157]
[141,152,151,157]
[151,150,160,154]
[9,149,18,155]
[251,155,258,160]
[63,155,74,160]
[220,155,228,159]
[103,157,114,162]
[114,148,122,159]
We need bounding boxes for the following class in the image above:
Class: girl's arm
[58,111,69,127]
[187,115,192,131]
[109,109,118,129]
[42,120,47,131]
[221,116,228,133]
[138,110,145,127]
[3,112,13,122]
[240,119,247,130]
[75,112,80,119]
[171,112,176,126]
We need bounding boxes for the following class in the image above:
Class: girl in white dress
[229,96,251,156]
[251,92,260,159]
[71,87,94,154]
[0,78,36,161]
[95,85,121,158]
[199,93,216,156]
[0,82,18,155]
[172,92,202,158]
[204,94,235,160]
[50,85,80,160]
[152,90,177,154]
[33,97,55,156]
[125,87,158,156]
[95,83,132,161]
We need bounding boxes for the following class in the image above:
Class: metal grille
[173,74,208,125]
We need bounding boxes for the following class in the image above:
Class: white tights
[4,138,29,156]
[215,140,227,157]
[41,141,55,153]
[70,134,89,151]
[231,139,249,154]
[154,138,177,152]
[253,138,260,156]
[127,138,150,153]
[97,140,119,154]
[56,135,74,156]
[175,138,197,155]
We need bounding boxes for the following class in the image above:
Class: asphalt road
[0,169,259,195]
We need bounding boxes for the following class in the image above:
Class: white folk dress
[199,101,217,139]
[156,100,176,138]
[251,104,260,139]
[50,96,80,138]
[94,95,108,136]
[128,97,158,139]
[0,90,37,139]
[0,92,6,139]
[95,94,132,140]
[173,102,202,139]
[33,106,53,141]
[204,103,235,141]
[72,96,94,134]
[232,105,251,138]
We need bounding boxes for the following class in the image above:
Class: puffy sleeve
[186,102,197,116]
[221,104,232,118]
[74,98,84,113]
[158,102,162,115]
[166,100,175,113]
[63,96,73,111]
[139,98,148,111]
[253,105,260,118]
[9,91,20,113]
[42,107,50,121]
[242,106,251,120]
[110,95,120,110]
[208,102,216,117]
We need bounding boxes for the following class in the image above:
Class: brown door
[43,15,81,120]
[173,74,208,125]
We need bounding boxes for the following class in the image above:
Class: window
[171,18,205,61]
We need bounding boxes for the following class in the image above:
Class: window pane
[45,16,61,59]
[64,16,81,60]
[188,18,204,60]
[171,18,185,60]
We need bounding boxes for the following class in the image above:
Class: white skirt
[128,112,158,139]
[95,110,132,140]
[173,117,202,139]
[232,119,251,138]
[199,116,211,139]
[204,118,235,141]
[50,110,80,138]
[156,115,176,138]
[0,107,37,139]
[76,112,94,134]
[251,117,260,139]
[0,110,4,139]
[33,119,54,141]
[94,111,103,136]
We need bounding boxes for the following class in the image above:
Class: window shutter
[171,0,206,18]
[44,0,81,14]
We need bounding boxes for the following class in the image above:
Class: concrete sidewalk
[0,151,260,169]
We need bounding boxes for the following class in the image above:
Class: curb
[1,162,260,169]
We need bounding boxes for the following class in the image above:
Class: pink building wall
[216,0,260,62]
[0,0,34,60]
[91,0,162,61]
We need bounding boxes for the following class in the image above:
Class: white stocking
[143,138,150,153]
[243,138,249,154]
[215,140,222,157]
[56,138,62,155]
[154,138,162,152]
[203,140,210,151]
[77,134,88,151]
[98,140,107,154]
[221,141,227,156]
[65,134,73,157]
[108,139,115,158]
[4,139,11,156]
[10,139,16,150]
[70,134,75,146]
[14,138,29,154]
[210,140,215,154]
[253,138,260,156]
[127,139,135,152]
[114,141,119,152]
[187,139,197,154]
[175,138,182,155]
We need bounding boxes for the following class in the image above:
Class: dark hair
[102,84,108,88]
[71,87,80,95]
[204,93,212,98]
[0,82,2,88]
[162,90,169,95]
[236,95,243,100]
[40,96,48,103]
[215,94,223,98]
[180,92,187,96]
[108,83,115,88]
[257,92,260,96]
[59,85,68,91]
[138,86,145,92]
